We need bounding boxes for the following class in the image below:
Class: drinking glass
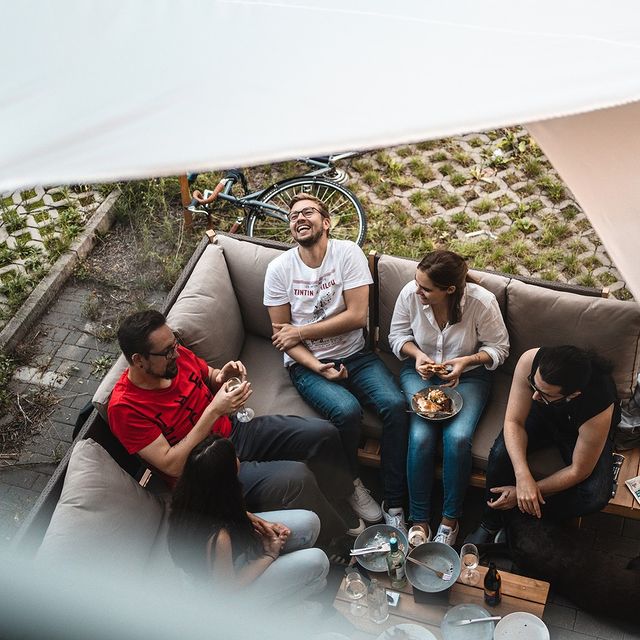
[226,376,255,422]
[367,578,389,624]
[459,543,480,585]
[344,571,367,617]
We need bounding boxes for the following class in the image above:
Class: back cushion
[376,254,509,354]
[217,234,287,339]
[37,439,165,572]
[167,243,244,366]
[505,278,640,398]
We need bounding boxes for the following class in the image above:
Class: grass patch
[487,215,504,231]
[538,176,566,203]
[561,205,580,221]
[441,193,461,209]
[449,172,468,188]
[473,198,494,215]
[3,208,26,234]
[431,151,448,162]
[523,158,544,179]
[407,158,435,183]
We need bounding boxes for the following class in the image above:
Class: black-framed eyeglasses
[147,334,180,360]
[289,207,322,223]
[527,373,566,406]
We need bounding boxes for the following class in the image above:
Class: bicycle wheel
[247,177,367,246]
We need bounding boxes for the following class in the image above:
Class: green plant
[373,181,393,199]
[467,137,483,148]
[2,208,26,234]
[523,157,544,179]
[431,151,448,162]
[449,172,467,188]
[441,193,461,209]
[91,354,114,378]
[487,215,504,231]
[407,158,435,183]
[560,205,580,220]
[438,163,454,176]
[538,176,566,203]
[472,198,494,215]
[513,217,537,234]
[452,151,473,167]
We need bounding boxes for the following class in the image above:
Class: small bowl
[352,524,409,572]
[411,386,463,421]
[405,542,461,593]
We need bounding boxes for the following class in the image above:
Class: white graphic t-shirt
[264,239,373,366]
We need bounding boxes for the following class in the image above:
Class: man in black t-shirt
[467,346,620,544]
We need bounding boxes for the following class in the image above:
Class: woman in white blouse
[389,250,509,546]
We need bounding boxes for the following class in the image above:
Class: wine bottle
[386,536,407,589]
[484,561,502,606]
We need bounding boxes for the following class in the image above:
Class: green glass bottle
[386,536,407,589]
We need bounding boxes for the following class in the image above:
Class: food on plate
[422,362,451,376]
[415,388,453,414]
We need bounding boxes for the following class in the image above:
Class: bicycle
[187,152,367,246]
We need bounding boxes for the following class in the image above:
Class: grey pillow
[37,439,165,572]
[167,243,245,367]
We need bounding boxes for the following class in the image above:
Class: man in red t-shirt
[108,310,362,543]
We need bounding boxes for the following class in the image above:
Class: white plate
[493,612,549,640]
[440,603,494,640]
[376,623,437,640]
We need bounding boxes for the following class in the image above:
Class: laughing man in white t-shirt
[263,194,409,532]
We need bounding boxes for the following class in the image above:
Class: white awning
[2,0,640,295]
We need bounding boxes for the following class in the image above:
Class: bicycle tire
[246,177,367,246]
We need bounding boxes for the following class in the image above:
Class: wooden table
[333,565,549,638]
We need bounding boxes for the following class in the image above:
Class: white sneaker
[346,517,366,537]
[348,478,383,523]
[433,522,459,546]
[382,501,407,537]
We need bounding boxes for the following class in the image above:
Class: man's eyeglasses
[148,334,180,360]
[289,207,322,223]
[527,372,566,406]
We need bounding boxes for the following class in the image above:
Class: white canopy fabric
[2,0,640,295]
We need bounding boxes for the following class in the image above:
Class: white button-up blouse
[388,281,509,371]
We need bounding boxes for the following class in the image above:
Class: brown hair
[417,250,476,324]
[287,193,330,219]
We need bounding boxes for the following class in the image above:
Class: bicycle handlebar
[192,179,226,205]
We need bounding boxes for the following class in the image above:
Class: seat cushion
[505,278,640,397]
[167,242,244,367]
[238,334,323,419]
[37,439,165,572]
[217,234,287,340]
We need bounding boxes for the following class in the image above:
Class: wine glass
[459,543,480,585]
[226,376,255,423]
[344,571,367,617]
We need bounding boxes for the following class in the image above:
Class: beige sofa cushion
[167,243,244,366]
[238,334,323,419]
[505,278,640,397]
[37,439,165,571]
[217,234,285,340]
[376,254,509,354]
[93,354,128,420]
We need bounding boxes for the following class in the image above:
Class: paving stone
[13,366,36,383]
[547,626,595,639]
[81,348,101,364]
[55,343,89,362]
[0,467,38,490]
[16,451,55,465]
[580,512,625,535]
[75,332,100,350]
[622,518,640,540]
[593,531,640,558]
[23,435,58,458]
[47,421,75,444]
[30,370,68,389]
[574,611,625,640]
[544,603,577,630]
[48,404,76,425]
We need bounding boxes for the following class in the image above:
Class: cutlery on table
[350,543,391,556]
[453,616,502,626]
[406,555,453,580]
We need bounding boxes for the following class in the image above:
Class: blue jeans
[289,350,409,506]
[401,362,492,522]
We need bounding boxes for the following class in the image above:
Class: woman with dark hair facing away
[168,434,329,605]
[389,250,509,546]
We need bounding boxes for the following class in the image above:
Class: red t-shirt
[108,346,232,458]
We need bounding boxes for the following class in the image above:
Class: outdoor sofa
[13,230,640,565]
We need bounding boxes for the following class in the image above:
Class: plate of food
[411,386,463,420]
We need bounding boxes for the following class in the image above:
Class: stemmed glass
[344,571,367,617]
[459,543,480,585]
[226,376,255,423]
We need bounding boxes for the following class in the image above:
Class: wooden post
[179,175,192,230]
